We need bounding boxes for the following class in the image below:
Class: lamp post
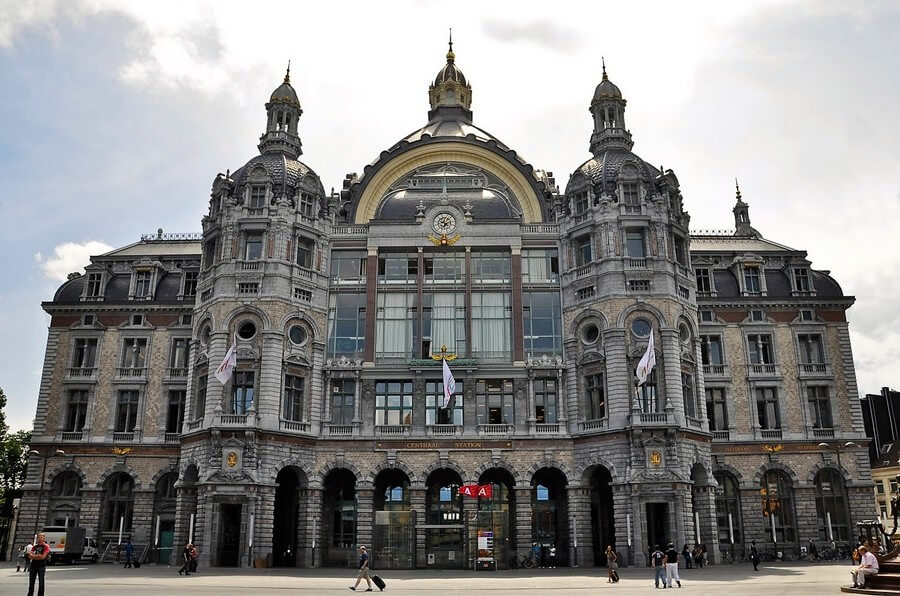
[28,447,65,539]
[818,441,858,544]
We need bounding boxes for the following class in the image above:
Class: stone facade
[17,51,874,569]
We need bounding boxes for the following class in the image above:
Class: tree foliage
[0,387,30,516]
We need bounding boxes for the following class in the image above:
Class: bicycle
[507,553,535,569]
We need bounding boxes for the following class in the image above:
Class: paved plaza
[0,561,855,595]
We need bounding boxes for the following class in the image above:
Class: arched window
[48,472,82,526]
[102,473,134,533]
[760,470,796,542]
[51,471,81,497]
[814,469,850,541]
[713,471,742,544]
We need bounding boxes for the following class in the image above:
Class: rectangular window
[522,292,562,356]
[638,370,660,413]
[331,379,355,425]
[327,293,366,358]
[64,390,89,432]
[471,292,511,359]
[73,338,98,369]
[522,249,559,284]
[628,280,650,293]
[296,238,314,268]
[182,271,198,296]
[706,388,728,431]
[376,292,415,359]
[793,268,811,292]
[755,387,781,429]
[476,379,515,425]
[576,286,595,300]
[534,378,558,424]
[120,338,147,369]
[238,282,259,294]
[374,380,413,426]
[169,338,190,372]
[424,292,466,357]
[471,251,510,283]
[203,237,218,269]
[682,372,696,419]
[134,272,152,298]
[674,236,687,266]
[699,309,714,322]
[807,386,833,428]
[425,380,463,425]
[230,371,255,415]
[424,251,465,284]
[743,266,761,293]
[378,252,418,284]
[800,309,815,322]
[166,390,185,433]
[573,191,589,215]
[330,250,367,284]
[115,390,139,432]
[283,374,305,421]
[574,236,593,266]
[299,192,315,218]
[797,334,825,364]
[86,273,103,297]
[700,335,724,365]
[192,374,207,420]
[245,232,264,260]
[695,268,711,294]
[585,373,606,420]
[622,182,640,208]
[747,334,774,364]
[625,229,646,258]
[248,185,266,211]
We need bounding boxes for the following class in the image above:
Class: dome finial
[447,28,455,62]
[735,177,743,203]
[284,60,291,84]
[602,56,607,81]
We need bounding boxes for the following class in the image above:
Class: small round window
[199,325,211,346]
[679,324,691,343]
[237,321,257,340]
[288,324,307,346]
[582,323,600,344]
[631,318,652,338]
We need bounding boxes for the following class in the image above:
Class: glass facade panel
[522,292,562,356]
[327,293,366,358]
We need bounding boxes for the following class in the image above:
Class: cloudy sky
[1,0,898,432]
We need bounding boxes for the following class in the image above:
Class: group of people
[178,543,199,575]
[531,542,559,568]
[648,544,684,588]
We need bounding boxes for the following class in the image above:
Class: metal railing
[164,432,179,442]
[112,432,134,442]
[812,428,835,438]
[61,431,83,441]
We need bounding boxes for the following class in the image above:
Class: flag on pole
[635,329,656,386]
[442,358,456,408]
[214,340,237,384]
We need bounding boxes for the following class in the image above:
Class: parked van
[41,526,87,565]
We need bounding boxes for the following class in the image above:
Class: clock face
[432,212,457,235]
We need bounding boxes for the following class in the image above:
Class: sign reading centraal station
[375,441,513,450]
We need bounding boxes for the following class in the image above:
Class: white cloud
[36,241,112,282]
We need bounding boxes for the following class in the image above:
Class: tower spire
[735,177,743,202]
[732,178,758,237]
[447,28,455,62]
[602,56,607,80]
[284,60,291,84]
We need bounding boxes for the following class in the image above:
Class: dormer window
[182,271,198,297]
[573,191,589,215]
[132,270,154,299]
[248,185,266,214]
[695,269,712,295]
[85,272,103,299]
[622,182,640,211]
[793,267,811,293]
[299,193,315,218]
[743,266,761,294]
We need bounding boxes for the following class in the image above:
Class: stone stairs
[841,548,900,594]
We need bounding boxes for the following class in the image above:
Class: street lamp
[817,441,858,544]
[29,447,65,538]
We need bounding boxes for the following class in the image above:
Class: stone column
[410,486,427,568]
[514,487,533,560]
[462,493,478,569]
[173,484,197,567]
[603,329,630,426]
[132,488,154,545]
[356,488,374,553]
[258,331,284,428]
[304,487,323,567]
[254,485,276,566]
[660,328,685,423]
[567,484,591,567]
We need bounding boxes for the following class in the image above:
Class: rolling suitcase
[611,569,619,582]
[133,560,141,569]
[372,574,386,591]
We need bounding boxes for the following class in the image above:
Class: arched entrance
[153,472,177,564]
[425,468,464,568]
[322,468,357,567]
[273,466,308,566]
[588,466,614,566]
[531,467,568,567]
[475,467,516,567]
[373,469,414,569]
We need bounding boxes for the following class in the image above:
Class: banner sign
[459,484,493,498]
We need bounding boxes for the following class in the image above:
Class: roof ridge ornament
[284,60,291,84]
[735,177,743,203]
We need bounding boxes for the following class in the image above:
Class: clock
[432,212,457,235]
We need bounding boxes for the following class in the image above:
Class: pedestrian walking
[548,544,557,568]
[850,545,879,588]
[16,545,25,572]
[190,544,199,572]
[349,545,373,592]
[124,539,135,568]
[24,541,33,572]
[749,541,760,571]
[807,538,819,561]
[665,542,682,588]
[532,542,541,568]
[681,544,693,569]
[178,543,192,575]
[605,545,619,583]
[651,544,667,589]
[26,532,50,596]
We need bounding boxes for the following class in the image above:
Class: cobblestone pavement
[1,561,854,595]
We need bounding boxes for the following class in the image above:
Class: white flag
[635,330,656,386]
[442,359,456,408]
[214,341,237,384]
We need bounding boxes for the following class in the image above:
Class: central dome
[434,50,467,86]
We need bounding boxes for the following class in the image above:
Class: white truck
[41,526,98,564]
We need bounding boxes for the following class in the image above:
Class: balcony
[331,225,368,236]
[167,367,188,379]
[116,367,147,379]
[625,257,647,269]
[427,424,461,436]
[636,412,669,425]
[186,419,202,431]
[325,424,353,436]
[164,432,179,442]
[477,423,513,436]
[67,366,97,379]
[703,364,728,378]
[239,260,262,271]
[218,414,248,425]
[579,418,608,432]
[799,363,831,377]
[572,212,590,225]
[759,428,783,440]
[280,420,311,433]
[535,423,561,435]
[748,364,779,377]
[61,431,83,441]
[712,430,730,441]
[812,427,835,439]
[521,224,559,235]
[375,425,410,437]
[573,263,594,278]
[112,431,134,442]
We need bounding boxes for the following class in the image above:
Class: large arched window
[814,469,850,541]
[760,470,796,542]
[713,471,742,544]
[101,472,134,533]
[48,471,82,526]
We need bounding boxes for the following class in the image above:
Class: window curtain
[528,254,548,282]
[472,293,510,355]
[376,293,413,356]
[432,293,461,354]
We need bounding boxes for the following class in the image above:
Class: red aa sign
[459,484,493,498]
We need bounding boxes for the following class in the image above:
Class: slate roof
[568,148,662,194]
[231,153,324,197]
